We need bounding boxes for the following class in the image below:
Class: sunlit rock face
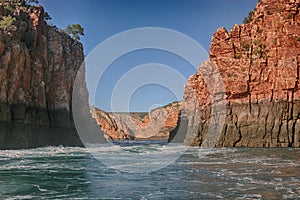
[183,0,300,147]
[90,102,181,141]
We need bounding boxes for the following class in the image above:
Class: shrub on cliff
[0,15,16,35]
[0,0,39,7]
[21,0,39,6]
[25,0,38,4]
[243,11,254,24]
[62,24,84,41]
[44,12,52,21]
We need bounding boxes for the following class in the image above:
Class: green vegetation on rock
[0,15,16,34]
[44,12,52,21]
[0,0,39,7]
[62,24,84,41]
[243,11,254,24]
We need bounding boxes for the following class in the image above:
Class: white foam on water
[33,184,48,192]
[5,195,34,200]
[235,194,263,199]
[1,147,300,199]
[84,142,191,173]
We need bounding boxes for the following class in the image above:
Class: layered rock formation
[91,102,181,141]
[0,2,88,149]
[183,0,300,147]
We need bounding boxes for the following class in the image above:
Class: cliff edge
[183,0,300,147]
[0,2,87,149]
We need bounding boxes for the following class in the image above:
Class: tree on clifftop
[0,0,39,6]
[25,0,38,4]
[63,24,84,41]
[243,11,254,24]
[21,0,39,5]
[44,12,52,21]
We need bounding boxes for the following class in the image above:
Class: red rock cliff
[183,0,300,147]
[91,102,181,141]
[0,3,87,149]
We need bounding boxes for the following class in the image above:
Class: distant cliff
[0,2,87,149]
[183,0,300,147]
[91,102,181,141]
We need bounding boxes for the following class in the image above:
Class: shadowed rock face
[0,3,87,149]
[183,0,300,147]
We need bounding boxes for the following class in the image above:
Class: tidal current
[0,143,299,199]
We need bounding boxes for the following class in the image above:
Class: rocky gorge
[93,0,300,147]
[0,0,299,149]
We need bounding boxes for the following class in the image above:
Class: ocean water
[0,143,299,199]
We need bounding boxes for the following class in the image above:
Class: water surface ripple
[0,145,299,199]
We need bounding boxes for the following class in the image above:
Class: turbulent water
[0,143,299,199]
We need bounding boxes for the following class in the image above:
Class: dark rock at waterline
[0,122,83,150]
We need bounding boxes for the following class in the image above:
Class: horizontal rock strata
[0,3,89,149]
[183,0,300,147]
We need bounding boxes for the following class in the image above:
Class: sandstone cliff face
[91,102,181,141]
[183,0,300,147]
[0,3,85,149]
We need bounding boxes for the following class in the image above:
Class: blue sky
[39,0,258,112]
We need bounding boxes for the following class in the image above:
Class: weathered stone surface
[0,3,88,149]
[183,0,300,147]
